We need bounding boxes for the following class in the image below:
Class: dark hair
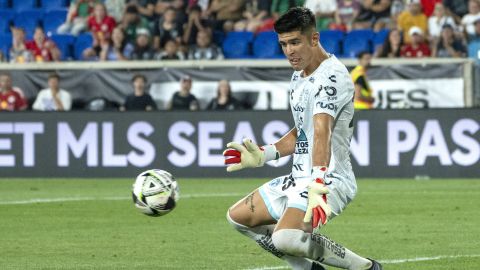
[125,5,139,14]
[378,29,403,58]
[132,74,147,83]
[274,7,316,35]
[356,51,371,59]
[216,80,232,100]
[189,4,202,13]
[48,73,60,80]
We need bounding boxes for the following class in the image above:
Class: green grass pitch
[0,178,479,269]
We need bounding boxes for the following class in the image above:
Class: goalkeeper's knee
[226,210,252,235]
[272,229,306,257]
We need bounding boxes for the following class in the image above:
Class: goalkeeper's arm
[223,128,297,172]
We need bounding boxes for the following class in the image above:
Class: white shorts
[258,174,355,221]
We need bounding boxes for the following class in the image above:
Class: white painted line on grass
[244,254,480,270]
[0,193,245,205]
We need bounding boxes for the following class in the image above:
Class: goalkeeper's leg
[271,208,377,270]
[227,190,325,270]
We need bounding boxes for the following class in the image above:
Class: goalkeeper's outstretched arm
[274,127,297,158]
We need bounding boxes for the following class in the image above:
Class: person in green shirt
[57,0,100,36]
[120,5,151,44]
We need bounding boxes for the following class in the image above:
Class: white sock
[226,213,316,270]
[272,229,371,270]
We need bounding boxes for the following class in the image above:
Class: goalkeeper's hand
[223,138,279,172]
[303,166,332,230]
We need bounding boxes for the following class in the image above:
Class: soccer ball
[132,169,180,216]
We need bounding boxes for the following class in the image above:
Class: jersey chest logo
[295,129,309,154]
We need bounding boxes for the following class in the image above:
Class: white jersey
[289,55,356,195]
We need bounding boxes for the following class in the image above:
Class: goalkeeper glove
[223,138,279,172]
[303,166,332,230]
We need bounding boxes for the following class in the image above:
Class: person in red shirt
[25,27,61,62]
[0,73,27,111]
[400,26,432,57]
[83,3,117,59]
[421,0,442,17]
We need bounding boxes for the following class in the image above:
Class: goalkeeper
[223,7,382,270]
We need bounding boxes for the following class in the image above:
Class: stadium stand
[342,29,375,58]
[0,33,12,59]
[40,0,68,12]
[222,31,254,59]
[43,9,68,36]
[252,31,282,58]
[319,30,345,56]
[14,9,44,38]
[0,9,14,33]
[74,33,93,60]
[50,34,75,60]
[12,0,37,12]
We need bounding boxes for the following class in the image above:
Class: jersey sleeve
[312,73,343,118]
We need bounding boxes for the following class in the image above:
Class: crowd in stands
[0,0,480,62]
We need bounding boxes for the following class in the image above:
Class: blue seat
[40,0,68,12]
[0,0,9,8]
[468,40,480,64]
[0,33,12,61]
[320,30,344,55]
[0,9,14,33]
[14,10,44,37]
[222,31,254,59]
[253,31,282,58]
[50,34,75,60]
[345,29,375,40]
[12,0,37,12]
[373,29,390,48]
[74,33,93,60]
[342,30,373,58]
[44,9,68,36]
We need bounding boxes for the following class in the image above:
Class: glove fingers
[303,207,312,223]
[315,206,328,226]
[223,149,241,157]
[225,157,241,165]
[312,207,319,229]
[243,139,258,152]
[226,163,243,172]
[226,142,247,153]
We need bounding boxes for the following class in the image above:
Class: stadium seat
[0,33,12,61]
[0,9,14,34]
[50,34,75,60]
[40,0,68,12]
[222,31,254,59]
[74,33,93,60]
[342,30,373,58]
[14,10,44,38]
[44,9,68,36]
[0,0,9,8]
[319,30,344,55]
[212,30,225,46]
[253,31,282,58]
[373,29,390,49]
[12,0,37,12]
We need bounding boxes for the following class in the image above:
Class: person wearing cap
[432,24,467,57]
[130,28,155,60]
[120,5,151,44]
[397,0,428,44]
[400,26,431,57]
[168,76,199,111]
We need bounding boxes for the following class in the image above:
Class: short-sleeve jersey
[289,55,356,193]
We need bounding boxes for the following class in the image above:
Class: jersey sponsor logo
[293,164,304,171]
[316,102,338,113]
[328,75,337,83]
[256,230,284,258]
[325,86,337,96]
[295,129,309,154]
[293,75,299,81]
[314,85,322,98]
[269,177,282,187]
[281,175,296,191]
[293,104,304,112]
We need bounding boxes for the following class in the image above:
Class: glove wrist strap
[312,166,328,180]
[262,144,280,162]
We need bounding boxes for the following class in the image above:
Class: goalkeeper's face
[278,30,317,71]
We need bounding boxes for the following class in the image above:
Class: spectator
[350,52,375,110]
[100,27,134,61]
[32,73,72,111]
[120,74,156,111]
[57,0,99,36]
[126,0,157,23]
[467,18,480,61]
[26,27,61,62]
[0,73,28,111]
[375,28,404,57]
[400,26,431,57]
[234,0,271,32]
[354,0,392,31]
[420,0,442,17]
[121,5,151,44]
[271,0,304,19]
[304,0,337,31]
[182,5,210,45]
[168,75,199,110]
[204,0,246,31]
[432,24,467,57]
[444,0,469,22]
[104,0,126,22]
[390,0,405,28]
[9,27,33,63]
[397,0,428,44]
[130,28,155,60]
[152,7,183,50]
[156,40,185,60]
[155,0,185,18]
[188,29,224,60]
[334,0,362,32]
[83,3,117,60]
[461,0,480,36]
[206,80,242,110]
[428,2,457,39]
